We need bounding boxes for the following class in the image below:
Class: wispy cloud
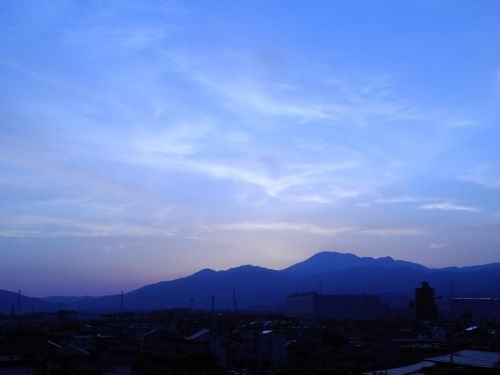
[419,202,480,212]
[62,25,170,50]
[102,243,127,253]
[429,242,448,249]
[133,121,214,157]
[165,52,479,131]
[59,0,184,51]
[358,228,427,237]
[129,148,358,197]
[282,194,334,204]
[209,221,427,237]
[377,196,484,214]
[459,165,500,189]
[167,54,417,125]
[210,221,354,236]
[0,215,179,238]
[375,195,433,204]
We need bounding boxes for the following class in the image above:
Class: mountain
[43,296,94,304]
[2,251,500,313]
[0,289,62,314]
[69,252,499,311]
[438,263,500,273]
[71,265,295,311]
[282,251,427,276]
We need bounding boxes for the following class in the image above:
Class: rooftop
[364,361,434,375]
[427,350,500,369]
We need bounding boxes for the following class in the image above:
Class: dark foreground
[1,310,499,374]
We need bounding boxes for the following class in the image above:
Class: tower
[415,281,437,320]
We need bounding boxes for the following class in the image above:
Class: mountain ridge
[0,289,63,314]
[282,251,428,276]
[2,251,499,314]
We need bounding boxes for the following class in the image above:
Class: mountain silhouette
[282,251,427,276]
[0,289,62,314]
[43,296,95,304]
[71,265,295,311]
[2,251,499,313]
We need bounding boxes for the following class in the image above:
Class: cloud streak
[429,242,449,249]
[419,202,480,212]
[0,215,180,238]
[210,221,427,237]
[459,165,500,189]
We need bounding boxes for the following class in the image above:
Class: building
[450,297,500,319]
[364,361,434,375]
[186,328,230,368]
[415,281,437,320]
[256,330,287,370]
[285,292,384,320]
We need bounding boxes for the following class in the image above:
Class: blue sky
[1,0,499,296]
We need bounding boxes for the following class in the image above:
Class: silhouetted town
[1,280,500,374]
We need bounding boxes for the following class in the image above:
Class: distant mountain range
[0,289,64,314]
[1,251,499,314]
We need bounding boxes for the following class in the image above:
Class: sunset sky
[1,0,499,296]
